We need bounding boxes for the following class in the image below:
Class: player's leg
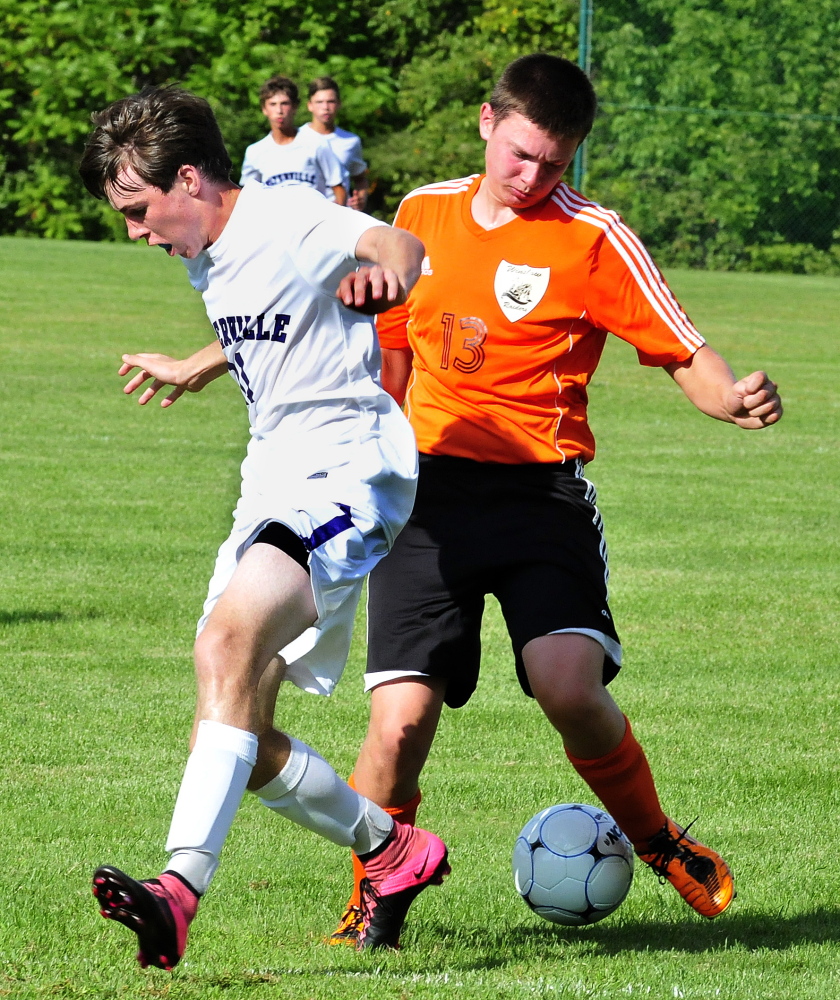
[326,677,446,944]
[329,469,482,945]
[94,541,317,969]
[354,677,447,806]
[522,631,663,836]
[522,631,734,918]
[236,521,450,952]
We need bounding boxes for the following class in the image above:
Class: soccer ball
[512,803,634,925]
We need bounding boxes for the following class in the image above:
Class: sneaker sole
[92,866,181,970]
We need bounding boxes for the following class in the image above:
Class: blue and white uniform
[183,184,417,695]
[300,123,367,202]
[240,131,344,196]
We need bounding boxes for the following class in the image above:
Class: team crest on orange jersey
[494,261,550,321]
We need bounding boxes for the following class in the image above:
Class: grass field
[0,235,837,999]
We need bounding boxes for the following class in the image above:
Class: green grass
[0,237,838,999]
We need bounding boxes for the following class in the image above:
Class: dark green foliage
[590,0,840,272]
[0,0,574,232]
[1,0,838,271]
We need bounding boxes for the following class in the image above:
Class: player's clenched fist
[724,370,783,428]
[336,264,406,314]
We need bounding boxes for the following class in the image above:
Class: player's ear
[478,103,495,141]
[178,165,203,197]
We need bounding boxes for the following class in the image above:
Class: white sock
[254,737,393,855]
[164,720,258,895]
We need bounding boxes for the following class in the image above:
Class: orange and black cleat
[637,818,735,918]
[328,903,364,946]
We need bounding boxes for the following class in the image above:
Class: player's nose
[125,218,149,241]
[520,162,542,188]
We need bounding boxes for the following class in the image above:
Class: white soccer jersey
[239,131,344,196]
[184,183,418,694]
[300,123,367,201]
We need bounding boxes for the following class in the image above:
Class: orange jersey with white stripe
[377,174,705,464]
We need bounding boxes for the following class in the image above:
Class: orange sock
[565,716,667,852]
[345,774,422,910]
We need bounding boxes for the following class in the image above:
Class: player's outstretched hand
[724,370,783,428]
[119,349,222,407]
[337,265,405,315]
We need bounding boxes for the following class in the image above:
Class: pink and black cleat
[357,825,450,951]
[92,866,198,971]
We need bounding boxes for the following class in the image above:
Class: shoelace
[644,817,701,879]
[338,905,363,934]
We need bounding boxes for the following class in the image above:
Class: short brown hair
[308,76,340,100]
[489,54,596,141]
[259,76,299,107]
[79,86,232,200]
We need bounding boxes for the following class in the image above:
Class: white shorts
[198,442,417,697]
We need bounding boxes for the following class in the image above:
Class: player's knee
[367,715,427,769]
[194,621,247,685]
[535,679,606,731]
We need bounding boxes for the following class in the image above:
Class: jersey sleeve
[315,143,345,189]
[586,221,705,365]
[292,191,387,293]
[346,137,367,179]
[239,144,261,185]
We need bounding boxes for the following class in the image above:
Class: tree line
[1,0,838,273]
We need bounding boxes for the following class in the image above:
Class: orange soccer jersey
[377,174,705,464]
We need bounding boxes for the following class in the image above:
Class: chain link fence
[577,1,840,274]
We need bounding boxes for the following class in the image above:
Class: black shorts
[366,454,622,709]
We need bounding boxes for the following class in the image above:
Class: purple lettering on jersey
[271,314,290,343]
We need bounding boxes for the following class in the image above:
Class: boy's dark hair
[79,86,232,200]
[259,76,299,107]
[308,76,340,100]
[489,54,596,141]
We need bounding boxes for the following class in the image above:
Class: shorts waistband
[418,453,582,477]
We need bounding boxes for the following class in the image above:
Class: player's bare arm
[332,183,348,206]
[337,226,424,314]
[381,346,414,406]
[665,344,782,428]
[348,171,369,211]
[120,340,228,407]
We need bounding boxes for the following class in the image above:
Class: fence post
[573,0,593,192]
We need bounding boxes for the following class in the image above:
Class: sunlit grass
[0,238,837,998]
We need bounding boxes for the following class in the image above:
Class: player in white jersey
[240,75,346,203]
[302,76,369,211]
[78,85,449,970]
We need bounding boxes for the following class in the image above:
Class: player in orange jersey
[329,54,782,944]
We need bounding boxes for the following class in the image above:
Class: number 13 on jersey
[440,312,487,374]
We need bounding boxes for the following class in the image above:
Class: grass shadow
[0,609,66,625]
[434,906,840,967]
[0,608,103,626]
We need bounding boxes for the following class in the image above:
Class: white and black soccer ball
[512,803,634,925]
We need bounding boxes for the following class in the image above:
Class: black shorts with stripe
[366,453,622,709]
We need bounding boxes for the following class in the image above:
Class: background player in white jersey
[302,76,369,211]
[240,76,347,204]
[79,85,448,969]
